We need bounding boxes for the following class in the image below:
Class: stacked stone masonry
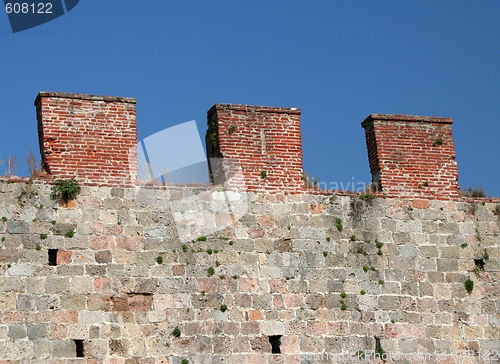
[0,182,499,363]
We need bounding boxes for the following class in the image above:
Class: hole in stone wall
[474,259,485,270]
[269,335,282,354]
[48,249,58,266]
[74,340,84,357]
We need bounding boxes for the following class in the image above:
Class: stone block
[6,264,32,277]
[398,245,419,257]
[388,256,416,269]
[8,324,27,339]
[378,296,400,310]
[109,339,129,356]
[436,258,459,271]
[33,339,51,359]
[5,339,33,360]
[128,294,153,311]
[260,321,285,336]
[240,279,258,293]
[45,277,71,294]
[7,221,29,234]
[16,294,36,311]
[27,324,48,340]
[36,295,60,311]
[135,279,158,294]
[52,340,76,358]
[116,236,142,250]
[250,336,272,353]
[0,249,20,263]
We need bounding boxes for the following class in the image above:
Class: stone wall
[0,181,499,363]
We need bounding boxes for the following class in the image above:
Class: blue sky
[1,1,499,196]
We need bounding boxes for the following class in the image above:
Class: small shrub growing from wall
[464,278,474,294]
[172,327,181,338]
[51,179,81,203]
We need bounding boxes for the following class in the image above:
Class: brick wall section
[362,114,459,199]
[206,104,304,192]
[35,92,138,187]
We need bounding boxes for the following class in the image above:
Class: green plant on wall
[335,217,343,231]
[207,115,218,149]
[50,179,81,203]
[433,138,443,147]
[340,300,347,310]
[172,327,181,338]
[464,278,474,293]
[358,193,376,201]
[374,337,386,361]
[207,267,215,277]
[356,247,367,255]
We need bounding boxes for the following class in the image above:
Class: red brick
[35,92,137,187]
[362,115,459,199]
[206,104,304,193]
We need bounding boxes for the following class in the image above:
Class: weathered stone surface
[0,249,20,263]
[135,279,158,295]
[7,221,29,234]
[0,180,499,361]
[8,324,27,339]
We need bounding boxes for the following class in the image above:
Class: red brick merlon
[362,114,459,199]
[206,104,304,193]
[35,91,138,187]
